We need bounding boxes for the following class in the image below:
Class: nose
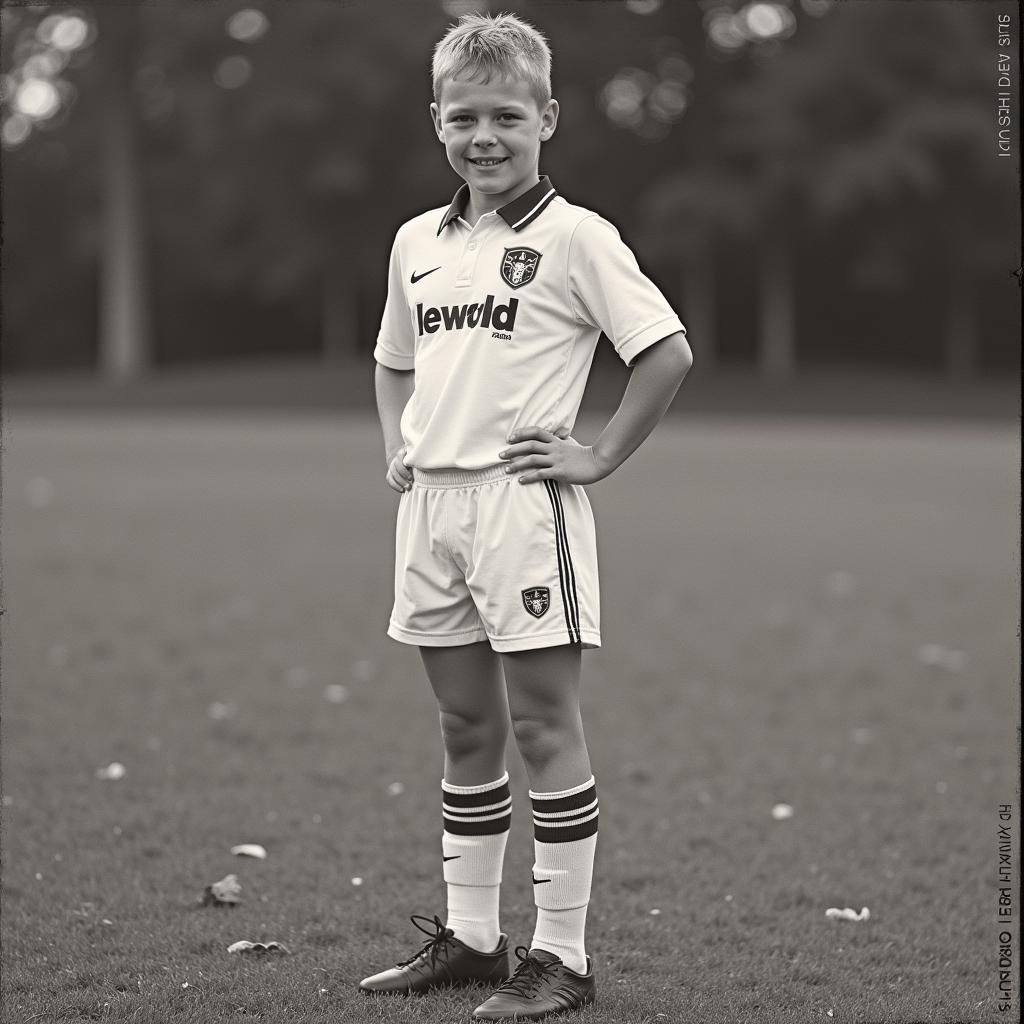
[472,120,497,148]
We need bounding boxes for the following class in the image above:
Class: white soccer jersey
[374,176,685,471]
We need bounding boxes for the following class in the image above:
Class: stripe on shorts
[531,780,599,843]
[543,480,581,645]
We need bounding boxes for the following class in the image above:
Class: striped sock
[529,776,599,975]
[441,772,512,953]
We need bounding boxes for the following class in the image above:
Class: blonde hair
[432,12,552,106]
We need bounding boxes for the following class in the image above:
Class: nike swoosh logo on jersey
[443,855,461,862]
[410,267,442,284]
[532,873,551,885]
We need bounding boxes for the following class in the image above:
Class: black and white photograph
[1,1,1019,1021]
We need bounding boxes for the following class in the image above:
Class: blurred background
[1,0,1019,414]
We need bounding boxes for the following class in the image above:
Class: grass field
[1,411,1019,1024]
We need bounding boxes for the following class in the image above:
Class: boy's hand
[386,445,413,493]
[498,427,605,485]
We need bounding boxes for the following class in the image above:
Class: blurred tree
[2,5,155,379]
[139,0,451,361]
[638,0,1014,377]
[4,1,454,370]
[94,4,153,379]
[766,2,1013,378]
[638,162,753,371]
[2,7,103,372]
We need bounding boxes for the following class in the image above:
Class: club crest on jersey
[522,587,550,619]
[501,247,542,290]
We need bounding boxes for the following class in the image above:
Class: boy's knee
[510,715,562,769]
[438,709,505,759]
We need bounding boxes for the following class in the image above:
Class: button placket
[454,219,489,287]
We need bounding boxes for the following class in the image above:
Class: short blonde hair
[432,12,552,107]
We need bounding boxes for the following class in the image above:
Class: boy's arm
[375,363,415,491]
[498,331,692,485]
[374,224,416,493]
[591,329,692,477]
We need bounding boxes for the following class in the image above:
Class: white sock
[441,772,511,953]
[529,776,599,975]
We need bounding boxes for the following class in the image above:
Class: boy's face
[431,76,558,207]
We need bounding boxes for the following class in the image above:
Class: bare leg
[502,644,596,975]
[420,641,513,953]
[501,644,590,792]
[420,641,510,785]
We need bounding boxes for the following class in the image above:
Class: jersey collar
[436,176,558,236]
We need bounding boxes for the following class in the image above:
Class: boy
[362,12,692,1020]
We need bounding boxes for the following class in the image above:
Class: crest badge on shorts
[522,586,550,619]
[501,247,542,289]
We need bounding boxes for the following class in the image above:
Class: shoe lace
[394,914,454,974]
[492,946,562,998]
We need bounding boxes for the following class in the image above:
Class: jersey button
[468,242,478,251]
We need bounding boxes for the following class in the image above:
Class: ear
[539,98,559,142]
[430,102,444,143]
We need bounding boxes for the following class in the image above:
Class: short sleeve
[567,215,685,367]
[373,230,416,371]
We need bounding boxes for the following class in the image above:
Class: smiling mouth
[468,157,508,167]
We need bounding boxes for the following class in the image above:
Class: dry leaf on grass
[227,940,290,954]
[201,874,241,907]
[230,844,267,859]
[826,906,870,921]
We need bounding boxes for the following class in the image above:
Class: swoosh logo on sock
[410,267,442,284]
[532,873,552,884]
[443,855,461,862]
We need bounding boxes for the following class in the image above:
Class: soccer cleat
[358,913,509,995]
[472,946,595,1020]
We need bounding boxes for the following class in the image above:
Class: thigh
[420,641,509,726]
[501,644,582,723]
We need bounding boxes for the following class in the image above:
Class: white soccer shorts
[388,465,601,652]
